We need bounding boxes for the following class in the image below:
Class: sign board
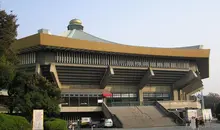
[188,109,213,121]
[32,109,44,130]
[98,99,103,103]
[186,109,197,120]
[202,109,212,121]
[81,117,91,123]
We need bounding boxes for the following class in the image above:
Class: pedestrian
[68,120,73,130]
[71,121,75,130]
[190,117,196,130]
[185,117,191,126]
[195,118,199,129]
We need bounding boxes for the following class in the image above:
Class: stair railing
[155,101,186,126]
[102,102,123,128]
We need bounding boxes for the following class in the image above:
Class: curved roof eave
[60,30,205,50]
[13,33,210,79]
[13,33,210,58]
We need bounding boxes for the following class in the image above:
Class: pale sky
[2,0,220,95]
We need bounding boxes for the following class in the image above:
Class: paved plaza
[81,121,220,130]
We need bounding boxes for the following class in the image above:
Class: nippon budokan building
[4,19,211,127]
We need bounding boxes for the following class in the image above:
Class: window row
[18,52,36,64]
[61,93,102,97]
[55,52,193,69]
[143,93,170,98]
[112,93,137,98]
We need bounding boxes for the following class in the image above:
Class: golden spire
[69,19,82,25]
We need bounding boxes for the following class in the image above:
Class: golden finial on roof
[69,19,82,25]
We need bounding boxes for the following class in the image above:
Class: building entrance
[61,93,103,107]
[106,92,139,106]
[143,92,171,105]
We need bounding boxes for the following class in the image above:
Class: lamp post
[201,90,205,110]
[77,119,80,130]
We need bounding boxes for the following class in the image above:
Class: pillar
[100,66,114,89]
[186,94,190,101]
[179,89,183,101]
[139,89,143,106]
[139,68,154,89]
[173,89,179,101]
[35,63,41,74]
[173,70,197,88]
[103,98,107,104]
[50,64,61,88]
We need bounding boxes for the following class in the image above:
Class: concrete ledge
[100,66,114,89]
[174,70,197,89]
[60,106,102,112]
[183,79,203,95]
[50,64,61,88]
[158,101,201,109]
[139,68,155,89]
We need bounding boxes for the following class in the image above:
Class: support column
[182,91,186,100]
[173,89,179,101]
[50,63,61,88]
[173,70,198,89]
[139,68,155,89]
[179,89,183,101]
[35,63,41,74]
[186,94,190,101]
[139,89,143,106]
[103,98,107,104]
[100,66,114,89]
[182,78,203,95]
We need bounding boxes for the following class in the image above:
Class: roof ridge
[79,30,119,44]
[67,29,76,38]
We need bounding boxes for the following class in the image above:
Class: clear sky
[1,0,220,95]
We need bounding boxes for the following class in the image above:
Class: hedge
[44,118,68,130]
[0,114,31,130]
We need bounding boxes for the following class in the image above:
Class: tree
[0,10,19,90]
[216,103,220,120]
[204,92,220,116]
[0,63,15,89]
[7,72,61,119]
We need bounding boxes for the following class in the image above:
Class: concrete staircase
[108,106,176,128]
[137,106,176,127]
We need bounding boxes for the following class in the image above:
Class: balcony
[158,100,201,110]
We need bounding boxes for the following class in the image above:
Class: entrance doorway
[143,92,171,105]
[106,93,139,106]
[61,93,103,107]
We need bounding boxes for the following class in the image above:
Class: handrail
[102,103,123,128]
[102,103,112,118]
[155,101,186,126]
[155,102,169,115]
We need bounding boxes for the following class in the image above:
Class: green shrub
[44,118,67,130]
[0,114,31,130]
[216,103,220,121]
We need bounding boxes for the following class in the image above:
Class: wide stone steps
[108,106,176,128]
